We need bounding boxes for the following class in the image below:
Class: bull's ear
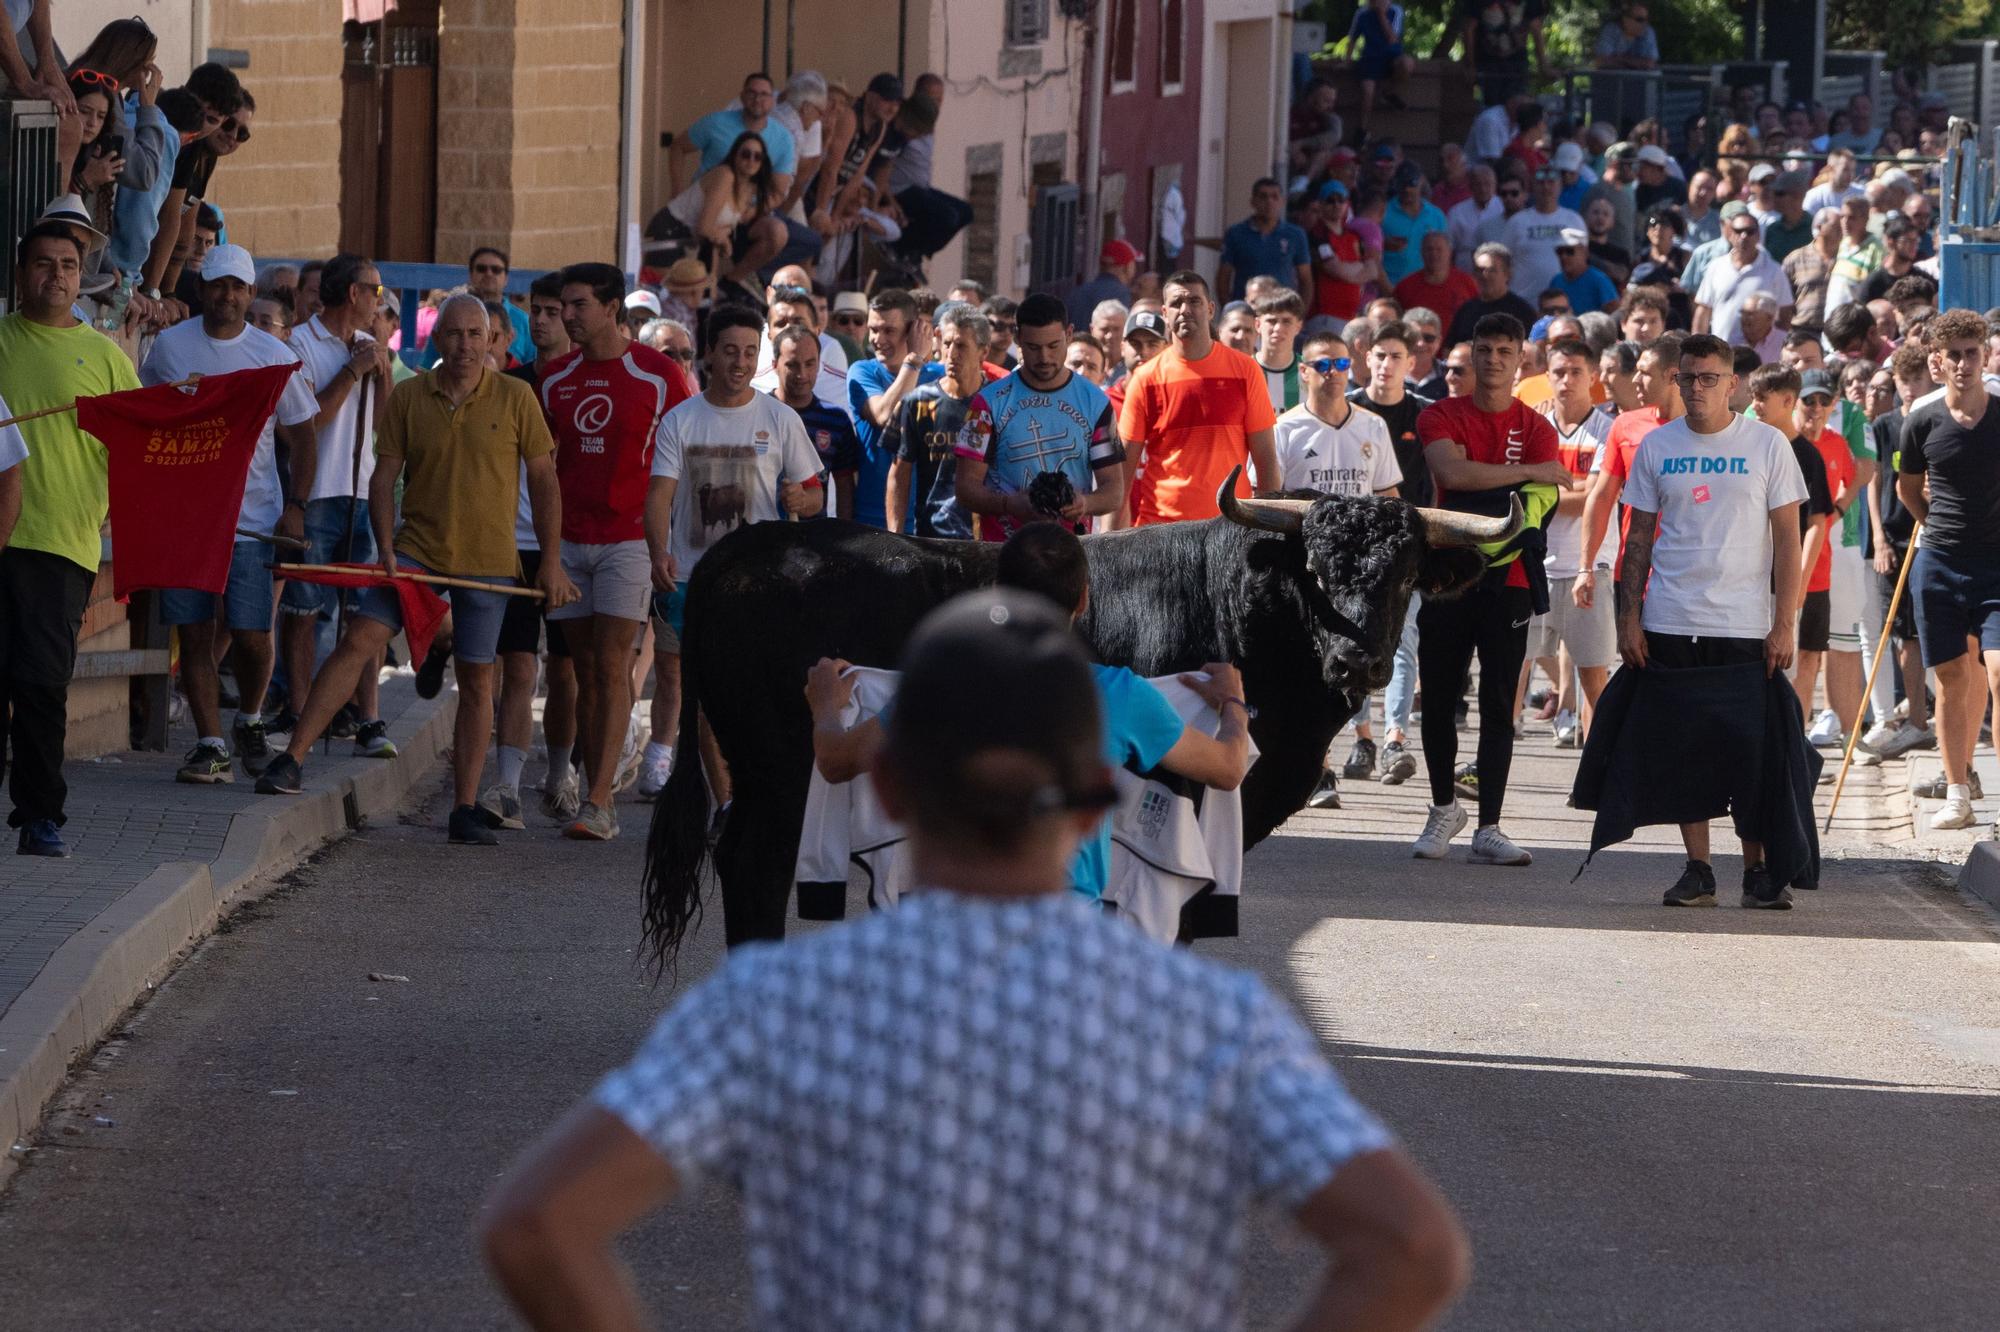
[1415,548,1488,599]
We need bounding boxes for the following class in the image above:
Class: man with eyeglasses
[827,291,869,359]
[1896,312,2000,833]
[1549,227,1619,314]
[1608,334,1808,909]
[1403,308,1449,398]
[1474,162,1531,249]
[1442,341,1475,396]
[1693,211,1794,347]
[1501,164,1583,309]
[449,246,533,366]
[1446,241,1536,348]
[1411,313,1573,865]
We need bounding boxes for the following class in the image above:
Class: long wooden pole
[1824,527,1922,832]
[0,375,203,433]
[270,562,547,600]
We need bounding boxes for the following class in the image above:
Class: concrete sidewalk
[0,674,454,1182]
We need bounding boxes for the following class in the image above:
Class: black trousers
[894,187,974,262]
[1418,572,1531,825]
[0,548,93,827]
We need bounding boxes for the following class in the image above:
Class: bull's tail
[641,664,710,980]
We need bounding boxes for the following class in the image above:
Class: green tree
[1827,0,1997,75]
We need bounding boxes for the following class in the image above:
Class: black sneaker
[175,740,234,785]
[1342,737,1378,780]
[1662,859,1717,907]
[415,640,452,700]
[233,718,273,776]
[1741,863,1793,910]
[1379,740,1418,785]
[255,753,305,795]
[1453,762,1479,803]
[1307,769,1342,809]
[448,804,499,845]
[327,702,361,740]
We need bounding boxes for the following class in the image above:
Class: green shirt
[0,314,142,572]
[1839,397,1871,548]
[1832,235,1883,292]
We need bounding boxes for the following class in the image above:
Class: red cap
[1099,238,1143,267]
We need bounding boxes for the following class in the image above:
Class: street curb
[0,690,455,1190]
[1959,842,2000,913]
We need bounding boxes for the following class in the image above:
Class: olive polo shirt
[376,366,553,577]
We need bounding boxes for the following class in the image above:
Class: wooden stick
[0,375,203,433]
[1824,527,1922,832]
[236,526,309,550]
[270,562,546,600]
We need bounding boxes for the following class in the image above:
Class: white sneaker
[1859,719,1899,753]
[1412,802,1468,859]
[1806,709,1843,748]
[637,748,674,800]
[1552,710,1579,748]
[613,712,647,794]
[477,782,525,830]
[1868,719,1931,760]
[540,768,581,822]
[1470,824,1534,865]
[1931,791,1977,830]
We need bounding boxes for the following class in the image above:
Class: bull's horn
[1414,494,1526,548]
[1216,465,1313,534]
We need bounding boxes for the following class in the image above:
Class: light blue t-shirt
[1072,664,1186,903]
[960,370,1120,538]
[108,98,178,278]
[1550,264,1619,313]
[1380,200,1448,284]
[847,355,944,528]
[688,106,799,178]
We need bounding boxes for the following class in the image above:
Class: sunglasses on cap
[1307,357,1353,374]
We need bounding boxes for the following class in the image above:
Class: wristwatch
[141,285,162,300]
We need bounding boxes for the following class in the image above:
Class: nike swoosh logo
[1512,617,1532,628]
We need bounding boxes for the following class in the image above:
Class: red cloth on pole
[271,564,451,664]
[78,364,301,599]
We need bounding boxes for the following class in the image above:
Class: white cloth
[1446,195,1503,271]
[666,176,742,233]
[594,886,1391,1332]
[1694,250,1795,346]
[1467,103,1513,162]
[138,319,317,532]
[292,316,379,501]
[1538,407,1611,579]
[753,328,849,404]
[650,389,823,578]
[795,668,1257,946]
[1266,403,1402,496]
[1802,181,1865,215]
[770,101,822,162]
[0,390,26,472]
[1621,414,1809,639]
[1158,180,1187,257]
[1502,205,1587,303]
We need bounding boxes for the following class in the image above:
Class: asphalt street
[2,736,1998,1330]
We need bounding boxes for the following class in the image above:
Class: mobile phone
[96,134,123,159]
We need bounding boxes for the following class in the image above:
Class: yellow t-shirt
[375,367,553,577]
[0,314,142,572]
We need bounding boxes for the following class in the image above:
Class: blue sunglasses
[1307,357,1353,374]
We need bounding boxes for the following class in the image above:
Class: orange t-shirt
[1120,343,1278,525]
[1514,373,1610,413]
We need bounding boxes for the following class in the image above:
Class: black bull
[641,474,1522,968]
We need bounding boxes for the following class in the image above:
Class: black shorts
[495,549,570,658]
[1797,589,1831,653]
[1880,555,1917,639]
[1644,632,1764,670]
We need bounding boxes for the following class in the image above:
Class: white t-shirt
[1466,103,1513,162]
[1502,206,1588,303]
[292,315,380,502]
[1694,251,1795,346]
[1539,406,1611,579]
[1268,402,1402,496]
[1621,414,1809,639]
[0,390,26,473]
[138,318,318,533]
[1802,181,1865,215]
[651,389,824,577]
[1446,195,1502,270]
[753,328,849,405]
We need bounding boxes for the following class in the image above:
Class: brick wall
[207,0,346,258]
[438,0,625,270]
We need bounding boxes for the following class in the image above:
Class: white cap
[624,288,662,316]
[1552,142,1584,173]
[1636,144,1670,168]
[1748,163,1777,182]
[1557,227,1589,248]
[36,192,109,252]
[201,242,256,286]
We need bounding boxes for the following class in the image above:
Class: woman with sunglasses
[650,130,778,298]
[65,70,125,213]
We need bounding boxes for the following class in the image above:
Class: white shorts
[1527,571,1617,669]
[1828,541,1865,652]
[549,539,651,623]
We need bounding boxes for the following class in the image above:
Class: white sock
[498,745,527,791]
[234,710,255,729]
[644,740,674,767]
[546,743,572,780]
[200,735,226,751]
[1948,782,1970,801]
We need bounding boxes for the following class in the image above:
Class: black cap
[1799,368,1837,400]
[866,72,906,103]
[1123,309,1168,340]
[886,590,1114,821]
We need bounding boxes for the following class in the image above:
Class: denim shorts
[159,541,274,631]
[279,497,375,618]
[355,555,516,664]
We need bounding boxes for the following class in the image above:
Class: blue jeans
[159,541,276,631]
[1355,592,1421,736]
[279,497,375,619]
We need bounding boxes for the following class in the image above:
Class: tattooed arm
[1616,506,1658,669]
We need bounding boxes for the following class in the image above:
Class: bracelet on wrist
[1220,697,1257,719]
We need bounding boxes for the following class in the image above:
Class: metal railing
[1558,66,1722,155]
[0,97,62,311]
[1939,118,2000,313]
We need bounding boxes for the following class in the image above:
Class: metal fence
[1558,66,1724,154]
[0,98,62,311]
[1939,119,2000,313]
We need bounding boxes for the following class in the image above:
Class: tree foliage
[1827,0,1997,75]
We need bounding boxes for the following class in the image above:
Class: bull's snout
[1327,638,1377,676]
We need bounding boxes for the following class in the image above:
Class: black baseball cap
[1124,309,1168,340]
[1799,368,1837,401]
[885,590,1115,824]
[866,73,906,103]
